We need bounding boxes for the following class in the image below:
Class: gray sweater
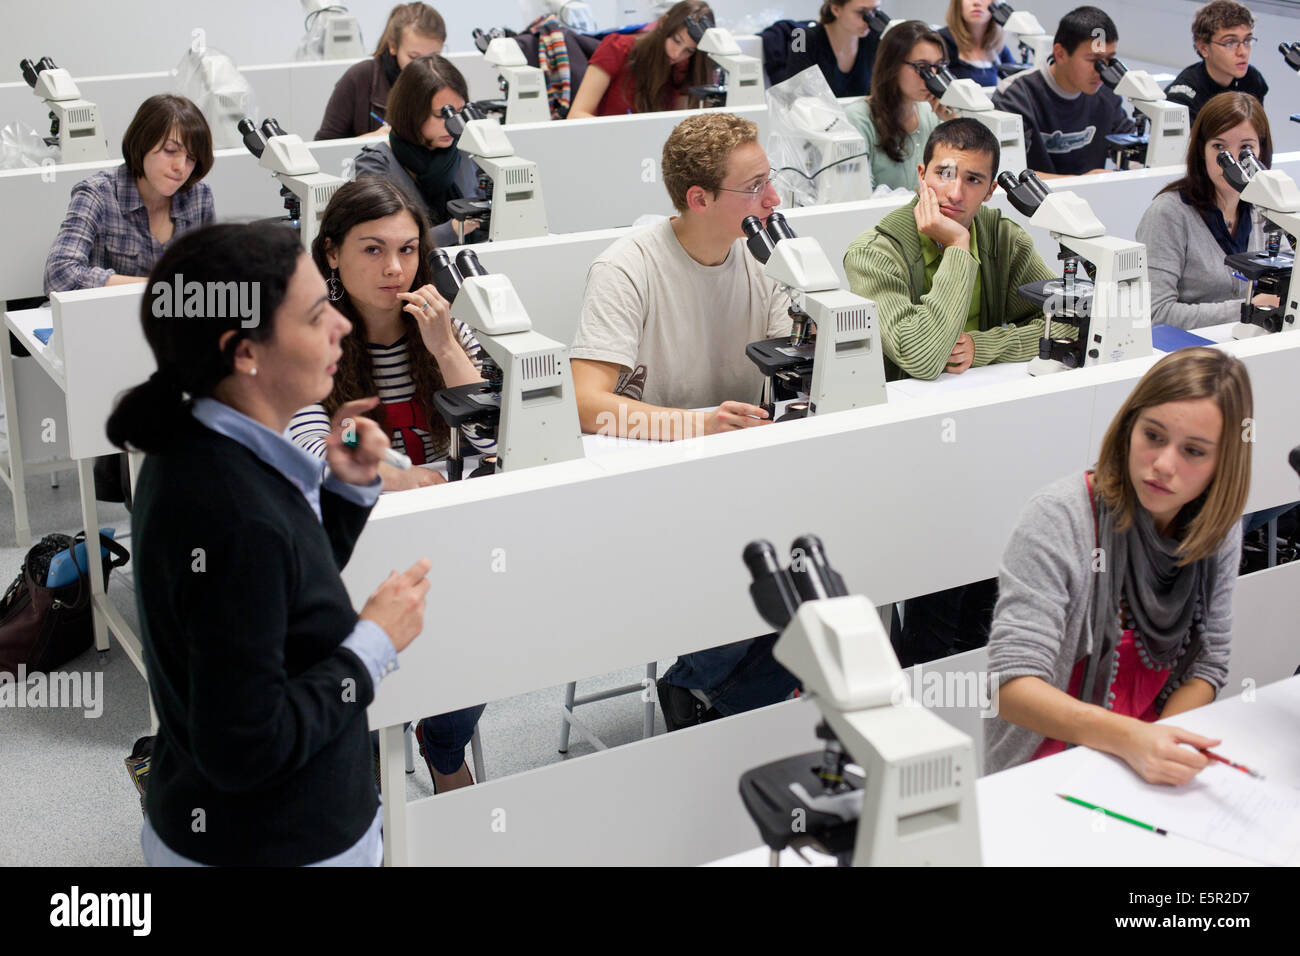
[352,142,484,248]
[984,473,1240,774]
[1135,190,1264,330]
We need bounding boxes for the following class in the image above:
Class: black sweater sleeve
[320,486,375,570]
[175,516,375,794]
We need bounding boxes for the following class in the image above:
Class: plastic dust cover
[767,66,871,207]
[0,120,60,169]
[173,47,257,150]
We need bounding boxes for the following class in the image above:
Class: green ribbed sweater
[844,198,1059,381]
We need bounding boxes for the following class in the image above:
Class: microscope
[1216,147,1300,338]
[1279,44,1300,125]
[429,248,583,478]
[18,58,108,163]
[742,212,886,421]
[441,104,548,242]
[998,169,1152,374]
[237,117,345,252]
[300,1,366,59]
[988,1,1054,70]
[775,97,870,205]
[920,65,1028,178]
[1095,58,1189,171]
[472,28,551,125]
[683,14,764,108]
[863,7,898,38]
[737,536,982,867]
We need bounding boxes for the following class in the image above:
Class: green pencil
[1056,793,1168,835]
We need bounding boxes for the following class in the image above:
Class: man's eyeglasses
[716,169,777,197]
[906,59,949,77]
[1211,36,1257,52]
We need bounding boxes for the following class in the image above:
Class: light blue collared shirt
[142,398,395,867]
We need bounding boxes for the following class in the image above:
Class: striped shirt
[44,165,215,294]
[289,324,496,463]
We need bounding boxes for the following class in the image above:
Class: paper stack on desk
[1063,755,1300,865]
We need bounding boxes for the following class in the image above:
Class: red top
[588,31,691,116]
[1032,630,1172,761]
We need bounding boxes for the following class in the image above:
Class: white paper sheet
[1061,754,1300,866]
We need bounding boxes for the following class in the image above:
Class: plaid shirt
[43,165,215,294]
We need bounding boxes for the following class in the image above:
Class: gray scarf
[1081,490,1212,710]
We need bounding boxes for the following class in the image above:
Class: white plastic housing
[485,37,528,67]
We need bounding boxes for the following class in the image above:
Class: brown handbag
[0,531,130,674]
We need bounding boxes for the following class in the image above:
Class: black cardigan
[134,414,379,865]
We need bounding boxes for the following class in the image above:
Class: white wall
[1,0,787,77]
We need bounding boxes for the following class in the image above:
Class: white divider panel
[404,645,982,866]
[1225,562,1300,694]
[353,333,1300,730]
[50,285,154,460]
[0,52,533,146]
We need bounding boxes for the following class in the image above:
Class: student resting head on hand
[1136,91,1274,330]
[44,94,215,294]
[568,0,715,118]
[986,347,1253,785]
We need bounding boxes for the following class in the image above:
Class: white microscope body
[25,65,108,163]
[482,37,551,125]
[445,269,584,472]
[746,214,887,416]
[1024,189,1152,374]
[695,26,764,107]
[774,595,982,866]
[937,79,1028,179]
[1230,166,1300,338]
[1111,70,1189,169]
[242,120,344,252]
[1002,10,1054,67]
[781,98,871,205]
[456,118,548,241]
[301,1,366,59]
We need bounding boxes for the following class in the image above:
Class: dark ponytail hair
[106,223,303,453]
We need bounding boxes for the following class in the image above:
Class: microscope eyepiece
[1290,444,1300,479]
[261,117,289,138]
[765,211,796,242]
[19,59,40,88]
[742,541,782,581]
[455,249,487,277]
[742,215,775,264]
[989,0,1013,26]
[237,118,265,158]
[864,8,892,35]
[684,14,714,42]
[996,170,1020,193]
[37,57,57,73]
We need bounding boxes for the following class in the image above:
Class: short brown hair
[661,113,759,213]
[1193,0,1254,52]
[385,54,469,145]
[375,2,447,57]
[1159,92,1271,209]
[1094,348,1253,564]
[121,94,213,190]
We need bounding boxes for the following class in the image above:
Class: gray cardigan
[984,473,1240,774]
[352,142,484,248]
[1135,190,1264,330]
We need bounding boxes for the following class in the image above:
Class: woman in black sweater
[107,223,432,866]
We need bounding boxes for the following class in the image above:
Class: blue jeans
[418,705,486,775]
[662,634,799,717]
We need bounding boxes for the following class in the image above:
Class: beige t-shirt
[571,217,793,409]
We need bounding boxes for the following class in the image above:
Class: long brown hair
[869,20,946,164]
[945,0,1005,60]
[386,54,469,145]
[1094,348,1253,564]
[625,1,715,114]
[373,2,446,57]
[311,175,454,458]
[1157,92,1272,210]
